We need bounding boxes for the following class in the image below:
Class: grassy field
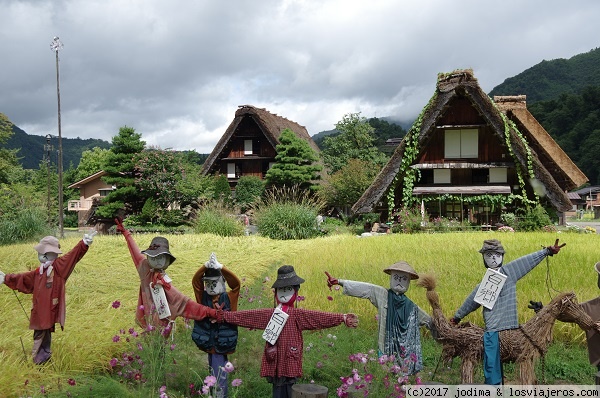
[0,231,598,396]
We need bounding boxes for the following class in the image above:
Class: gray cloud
[1,0,598,153]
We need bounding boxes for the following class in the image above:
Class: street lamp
[50,36,64,238]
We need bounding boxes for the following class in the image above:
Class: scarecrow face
[38,252,58,263]
[483,251,503,269]
[147,254,171,271]
[204,278,226,295]
[389,270,410,294]
[276,286,295,304]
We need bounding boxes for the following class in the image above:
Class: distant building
[352,69,587,226]
[201,105,320,189]
[67,171,114,229]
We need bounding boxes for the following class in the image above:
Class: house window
[434,169,451,184]
[489,168,507,183]
[227,163,236,178]
[472,169,488,184]
[244,140,253,155]
[98,188,113,197]
[444,129,478,159]
[445,201,462,219]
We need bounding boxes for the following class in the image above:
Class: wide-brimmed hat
[203,267,223,280]
[34,236,62,254]
[478,239,505,254]
[383,261,419,280]
[141,237,176,264]
[271,265,305,288]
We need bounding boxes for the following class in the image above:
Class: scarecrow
[0,232,96,364]
[325,261,435,376]
[114,218,216,332]
[215,265,358,398]
[451,238,564,385]
[530,261,600,384]
[191,252,240,397]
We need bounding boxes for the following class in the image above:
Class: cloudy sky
[2,0,599,153]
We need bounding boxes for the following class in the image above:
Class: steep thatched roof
[352,69,583,214]
[201,105,318,174]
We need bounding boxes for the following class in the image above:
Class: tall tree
[96,126,145,218]
[75,147,110,181]
[265,128,322,190]
[0,113,20,184]
[321,113,388,174]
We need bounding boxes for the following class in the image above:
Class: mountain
[5,123,111,169]
[489,47,600,103]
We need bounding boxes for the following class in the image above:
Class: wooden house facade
[352,70,587,226]
[67,170,114,228]
[201,105,320,188]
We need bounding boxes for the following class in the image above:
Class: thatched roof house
[201,105,319,188]
[352,69,587,225]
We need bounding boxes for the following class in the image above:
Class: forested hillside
[5,123,111,169]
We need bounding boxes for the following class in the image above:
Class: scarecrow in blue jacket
[192,253,240,397]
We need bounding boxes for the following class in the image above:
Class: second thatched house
[201,105,320,189]
[352,69,587,226]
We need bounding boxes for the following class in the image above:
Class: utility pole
[50,36,64,238]
[44,134,53,224]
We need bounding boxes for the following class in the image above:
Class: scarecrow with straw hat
[450,238,565,385]
[326,260,435,376]
[191,252,240,397]
[215,265,358,398]
[114,218,216,333]
[0,232,96,364]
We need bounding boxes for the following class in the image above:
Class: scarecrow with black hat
[0,232,96,364]
[451,238,565,385]
[191,252,240,397]
[114,218,216,332]
[216,265,358,398]
[326,260,435,376]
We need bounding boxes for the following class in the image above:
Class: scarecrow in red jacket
[216,265,358,398]
[115,218,216,332]
[191,252,240,397]
[0,232,95,364]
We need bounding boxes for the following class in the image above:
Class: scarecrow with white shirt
[216,265,358,398]
[0,232,95,364]
[325,261,435,376]
[114,218,216,332]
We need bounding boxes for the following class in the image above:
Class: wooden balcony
[68,199,94,211]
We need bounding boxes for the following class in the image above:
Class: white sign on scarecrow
[474,268,507,309]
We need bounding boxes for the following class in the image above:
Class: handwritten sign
[262,305,289,344]
[474,268,507,310]
[149,282,171,319]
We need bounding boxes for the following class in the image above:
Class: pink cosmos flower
[232,378,243,387]
[204,375,217,387]
[327,296,333,301]
[109,358,118,367]
[112,335,120,343]
[223,361,235,373]
[67,378,76,386]
[112,300,121,309]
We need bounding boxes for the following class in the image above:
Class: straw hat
[34,236,62,255]
[383,261,419,280]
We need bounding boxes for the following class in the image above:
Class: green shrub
[516,205,553,231]
[0,207,52,245]
[392,206,424,233]
[253,185,325,240]
[235,176,265,212]
[194,207,245,237]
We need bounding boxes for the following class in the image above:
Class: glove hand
[205,252,223,270]
[0,271,5,285]
[215,309,225,323]
[325,271,338,290]
[83,230,98,246]
[546,239,566,256]
[114,218,126,234]
[344,313,358,328]
[528,300,543,313]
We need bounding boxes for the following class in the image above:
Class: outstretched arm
[115,218,145,267]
